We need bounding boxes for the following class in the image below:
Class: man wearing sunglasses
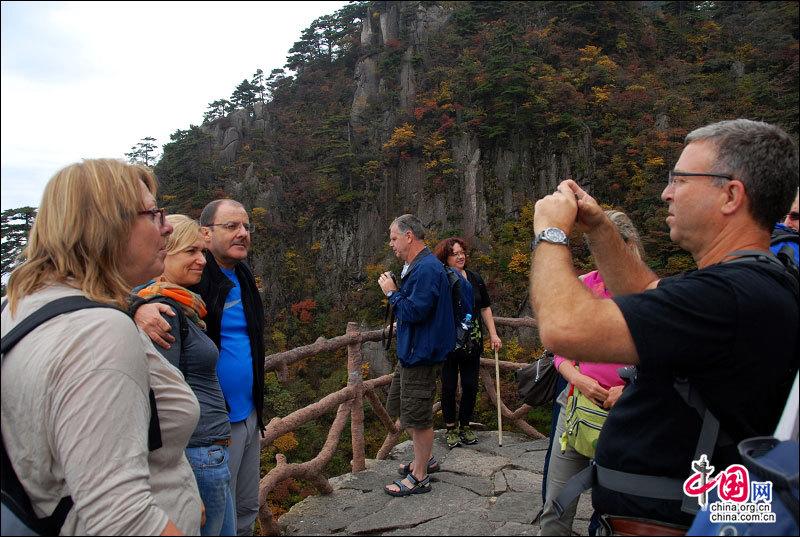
[770,190,799,265]
[530,119,798,531]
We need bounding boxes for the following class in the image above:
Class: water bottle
[461,313,472,331]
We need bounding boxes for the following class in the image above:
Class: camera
[389,272,398,285]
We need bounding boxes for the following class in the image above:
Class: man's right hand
[564,180,606,235]
[134,302,176,349]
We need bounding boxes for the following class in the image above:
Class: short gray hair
[391,214,426,240]
[685,119,798,231]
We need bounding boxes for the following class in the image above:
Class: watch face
[533,227,569,248]
[544,227,568,243]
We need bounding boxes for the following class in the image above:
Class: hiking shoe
[459,425,478,445]
[446,428,461,449]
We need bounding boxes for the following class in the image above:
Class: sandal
[384,473,432,497]
[397,456,440,476]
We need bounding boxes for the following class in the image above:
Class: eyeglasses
[667,170,732,186]
[449,251,466,258]
[206,221,254,233]
[787,211,799,222]
[137,207,167,226]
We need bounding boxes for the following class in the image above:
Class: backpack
[1,296,162,536]
[444,266,480,355]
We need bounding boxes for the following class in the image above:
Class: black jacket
[190,251,265,430]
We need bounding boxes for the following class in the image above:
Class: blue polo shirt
[217,267,255,423]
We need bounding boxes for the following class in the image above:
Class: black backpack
[1,296,162,536]
[444,266,479,354]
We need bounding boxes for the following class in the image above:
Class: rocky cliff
[193,1,596,307]
[156,0,797,321]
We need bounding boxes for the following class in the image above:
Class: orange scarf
[137,281,207,331]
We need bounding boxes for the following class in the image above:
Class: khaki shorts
[386,362,442,429]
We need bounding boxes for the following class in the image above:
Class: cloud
[1,0,348,210]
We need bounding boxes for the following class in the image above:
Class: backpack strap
[725,249,799,295]
[383,298,395,352]
[673,377,735,514]
[1,440,73,535]
[551,378,732,518]
[1,295,162,534]
[176,307,189,375]
[382,273,399,352]
[1,296,115,534]
[1,296,116,354]
[724,249,786,270]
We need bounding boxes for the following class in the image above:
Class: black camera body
[389,272,398,285]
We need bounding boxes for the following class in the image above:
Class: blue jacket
[389,248,456,366]
[771,223,799,266]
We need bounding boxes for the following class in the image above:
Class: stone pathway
[278,430,592,535]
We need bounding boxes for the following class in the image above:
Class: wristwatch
[532,227,569,249]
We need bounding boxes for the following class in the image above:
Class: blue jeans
[186,444,236,536]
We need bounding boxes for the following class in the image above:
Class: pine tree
[1,206,37,290]
[251,69,266,102]
[125,136,159,166]
[230,79,259,110]
[203,99,233,122]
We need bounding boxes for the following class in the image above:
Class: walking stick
[494,348,503,447]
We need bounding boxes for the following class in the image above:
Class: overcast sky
[0,1,348,211]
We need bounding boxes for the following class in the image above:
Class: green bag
[559,388,609,459]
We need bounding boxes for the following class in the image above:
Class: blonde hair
[605,210,646,260]
[6,159,157,313]
[165,214,202,255]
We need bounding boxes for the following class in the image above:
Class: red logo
[684,456,750,508]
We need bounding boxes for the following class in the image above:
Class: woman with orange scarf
[137,215,235,536]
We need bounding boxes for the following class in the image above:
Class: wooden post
[346,322,366,472]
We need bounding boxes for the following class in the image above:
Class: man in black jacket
[137,199,265,535]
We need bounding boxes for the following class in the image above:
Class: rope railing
[256,316,539,535]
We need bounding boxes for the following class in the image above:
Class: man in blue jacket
[378,214,455,497]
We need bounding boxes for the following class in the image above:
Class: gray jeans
[228,409,260,536]
[538,395,592,536]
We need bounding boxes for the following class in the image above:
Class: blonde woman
[136,215,234,536]
[1,159,201,535]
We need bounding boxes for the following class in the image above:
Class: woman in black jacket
[433,237,503,448]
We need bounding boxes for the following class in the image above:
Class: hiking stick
[494,348,503,447]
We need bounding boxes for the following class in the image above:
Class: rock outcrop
[193,0,597,300]
[278,430,593,536]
